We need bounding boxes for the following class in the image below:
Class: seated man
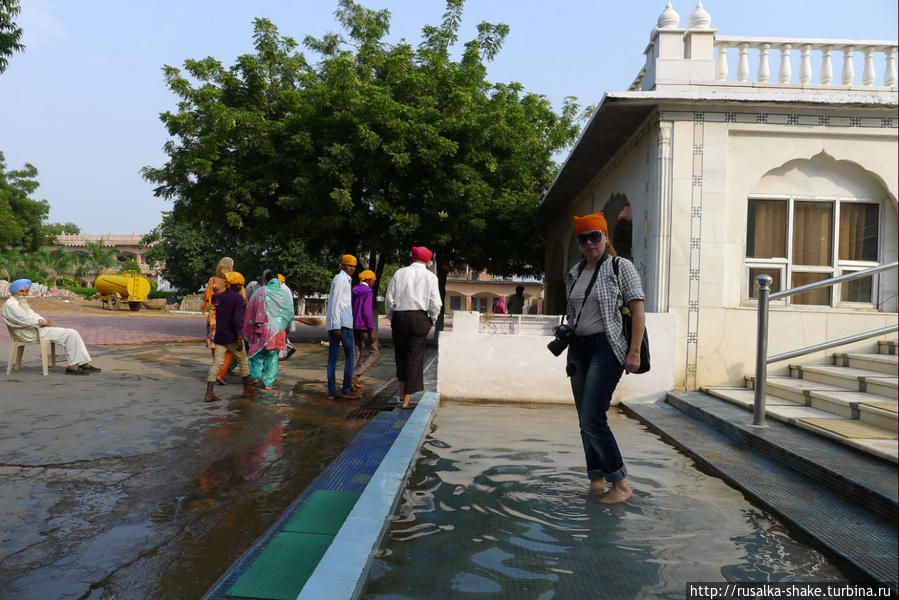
[1,279,101,375]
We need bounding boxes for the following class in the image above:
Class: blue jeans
[327,327,355,395]
[567,333,627,483]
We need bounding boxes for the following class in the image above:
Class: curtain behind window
[793,202,833,266]
[747,199,787,258]
[839,203,879,261]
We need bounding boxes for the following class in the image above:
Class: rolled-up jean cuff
[589,464,627,483]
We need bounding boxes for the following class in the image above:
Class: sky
[0,0,896,235]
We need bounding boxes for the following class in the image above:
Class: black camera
[547,323,575,356]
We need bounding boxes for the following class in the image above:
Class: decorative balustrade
[714,36,897,88]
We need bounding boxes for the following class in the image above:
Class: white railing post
[820,45,833,84]
[799,43,813,84]
[737,43,750,81]
[716,42,729,81]
[758,43,771,82]
[886,48,898,87]
[863,46,876,85]
[842,46,855,84]
[779,44,792,83]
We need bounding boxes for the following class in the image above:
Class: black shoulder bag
[613,257,650,374]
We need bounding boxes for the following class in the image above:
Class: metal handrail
[752,261,898,427]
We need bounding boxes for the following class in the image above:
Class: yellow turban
[341,254,357,266]
[225,271,245,285]
[359,270,376,282]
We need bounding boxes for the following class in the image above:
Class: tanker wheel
[129,301,141,312]
[108,295,120,311]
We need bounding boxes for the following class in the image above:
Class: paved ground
[0,297,408,600]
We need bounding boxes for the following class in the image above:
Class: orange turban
[277,273,285,283]
[359,270,376,282]
[573,212,608,236]
[225,271,245,286]
[341,254,357,266]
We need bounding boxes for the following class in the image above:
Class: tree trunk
[435,256,450,332]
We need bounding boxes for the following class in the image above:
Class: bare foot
[589,479,606,494]
[598,481,633,504]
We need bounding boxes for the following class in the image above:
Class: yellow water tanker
[95,273,151,311]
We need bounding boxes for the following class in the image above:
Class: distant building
[541,2,897,390]
[445,267,543,314]
[52,233,162,283]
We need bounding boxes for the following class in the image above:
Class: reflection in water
[363,403,844,599]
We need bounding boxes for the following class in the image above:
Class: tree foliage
[0,0,24,74]
[144,0,582,308]
[0,151,51,251]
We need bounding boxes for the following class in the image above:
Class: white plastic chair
[5,324,57,376]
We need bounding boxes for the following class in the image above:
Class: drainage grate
[347,408,381,420]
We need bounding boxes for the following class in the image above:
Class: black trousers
[390,310,431,395]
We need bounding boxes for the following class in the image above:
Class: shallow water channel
[362,402,846,599]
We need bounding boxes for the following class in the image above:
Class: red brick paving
[0,311,206,345]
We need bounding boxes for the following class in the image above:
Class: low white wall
[438,311,676,405]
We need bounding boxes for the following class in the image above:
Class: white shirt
[568,268,604,336]
[326,270,353,330]
[1,296,45,342]
[385,262,442,323]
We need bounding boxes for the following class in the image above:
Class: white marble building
[541,2,898,391]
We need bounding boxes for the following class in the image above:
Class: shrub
[68,287,98,300]
[18,270,47,285]
[56,275,79,289]
[148,290,179,299]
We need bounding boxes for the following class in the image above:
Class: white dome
[657,1,680,29]
[688,0,712,29]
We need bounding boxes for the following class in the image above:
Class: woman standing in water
[564,212,645,504]
[244,269,294,390]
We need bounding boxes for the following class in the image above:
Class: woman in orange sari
[202,257,246,385]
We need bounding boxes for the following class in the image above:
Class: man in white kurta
[2,279,99,374]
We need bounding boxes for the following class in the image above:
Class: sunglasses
[577,231,604,245]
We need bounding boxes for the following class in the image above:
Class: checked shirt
[565,256,645,366]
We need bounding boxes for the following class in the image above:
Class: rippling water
[362,403,845,599]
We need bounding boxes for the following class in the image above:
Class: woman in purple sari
[243,270,295,389]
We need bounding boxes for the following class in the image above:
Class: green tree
[25,247,75,286]
[43,222,81,236]
[144,1,582,321]
[0,0,24,74]
[0,152,50,251]
[0,247,25,279]
[121,258,141,275]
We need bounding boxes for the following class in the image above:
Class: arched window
[745,153,889,307]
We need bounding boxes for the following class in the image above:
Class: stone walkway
[0,311,206,345]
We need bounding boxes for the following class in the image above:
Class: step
[834,352,898,375]
[763,376,850,405]
[859,399,899,430]
[704,386,898,463]
[622,395,898,584]
[807,389,894,420]
[793,418,897,463]
[878,339,898,356]
[793,364,898,398]
[663,391,898,515]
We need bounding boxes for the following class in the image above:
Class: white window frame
[744,194,882,308]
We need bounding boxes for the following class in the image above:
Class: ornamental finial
[688,0,712,29]
[657,1,680,29]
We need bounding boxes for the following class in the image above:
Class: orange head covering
[277,273,285,284]
[341,254,357,266]
[573,212,608,236]
[358,270,376,282]
[225,271,245,286]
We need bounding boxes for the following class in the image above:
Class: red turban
[573,212,608,236]
[411,246,433,262]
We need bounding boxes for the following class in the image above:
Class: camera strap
[567,254,605,333]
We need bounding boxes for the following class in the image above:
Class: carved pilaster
[653,120,673,313]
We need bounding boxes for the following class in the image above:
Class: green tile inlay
[225,532,333,600]
[283,490,361,535]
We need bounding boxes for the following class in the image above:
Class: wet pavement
[0,304,403,600]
